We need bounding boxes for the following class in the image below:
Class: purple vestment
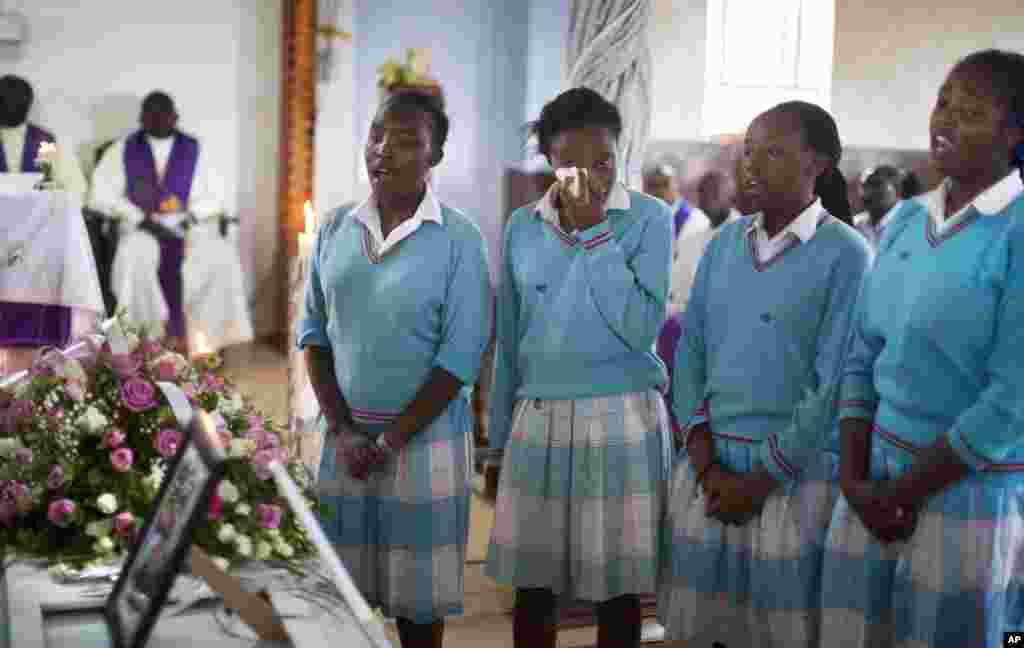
[123,130,199,338]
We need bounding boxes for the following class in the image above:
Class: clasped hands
[840,477,920,544]
[138,194,185,239]
[696,462,779,526]
[332,421,404,481]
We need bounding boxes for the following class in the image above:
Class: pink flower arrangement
[110,447,134,472]
[141,339,163,356]
[10,399,33,421]
[154,428,182,459]
[47,499,76,527]
[256,503,282,530]
[154,358,179,381]
[207,493,224,521]
[47,465,65,490]
[113,512,135,536]
[121,377,157,412]
[103,428,126,449]
[0,316,318,567]
[110,352,143,377]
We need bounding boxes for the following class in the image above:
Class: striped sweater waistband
[874,424,1024,473]
[349,406,399,424]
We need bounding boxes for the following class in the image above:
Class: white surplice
[0,124,88,201]
[88,133,253,353]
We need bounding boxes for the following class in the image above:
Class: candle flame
[303,201,316,235]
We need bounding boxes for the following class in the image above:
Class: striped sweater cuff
[578,220,613,250]
[838,399,877,423]
[759,433,802,483]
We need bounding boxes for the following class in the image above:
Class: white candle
[299,200,316,257]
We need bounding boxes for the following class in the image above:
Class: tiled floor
[222,342,673,647]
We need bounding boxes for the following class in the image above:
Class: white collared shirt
[921,172,1024,234]
[145,135,175,180]
[747,198,824,264]
[351,183,443,256]
[534,180,631,234]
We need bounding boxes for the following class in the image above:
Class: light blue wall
[354,0,539,280]
[525,0,569,126]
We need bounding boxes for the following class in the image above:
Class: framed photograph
[104,409,227,648]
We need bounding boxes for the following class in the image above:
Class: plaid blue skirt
[486,390,671,602]
[316,396,472,624]
[657,434,840,647]
[820,426,1024,647]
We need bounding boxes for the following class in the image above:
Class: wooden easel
[188,546,290,642]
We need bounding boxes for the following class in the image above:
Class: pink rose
[111,447,134,472]
[10,399,33,421]
[252,449,276,481]
[65,380,86,402]
[14,447,33,465]
[201,373,226,393]
[47,465,65,490]
[247,415,265,433]
[245,430,279,451]
[154,358,179,381]
[110,352,143,377]
[256,503,282,530]
[154,428,182,458]
[0,500,15,528]
[207,493,224,521]
[141,339,163,356]
[103,428,126,449]
[121,377,157,412]
[113,512,135,536]
[47,498,76,526]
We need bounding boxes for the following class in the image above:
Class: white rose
[0,437,23,459]
[235,535,253,558]
[265,528,282,540]
[93,537,115,554]
[211,556,230,572]
[217,523,237,543]
[96,493,118,515]
[217,480,240,504]
[234,503,251,517]
[77,406,108,435]
[273,540,294,559]
[254,541,273,561]
[229,439,256,458]
[144,465,166,490]
[85,519,113,538]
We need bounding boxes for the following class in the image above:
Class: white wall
[831,0,1024,150]
[648,0,707,142]
[0,0,282,337]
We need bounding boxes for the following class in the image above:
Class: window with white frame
[702,0,835,138]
